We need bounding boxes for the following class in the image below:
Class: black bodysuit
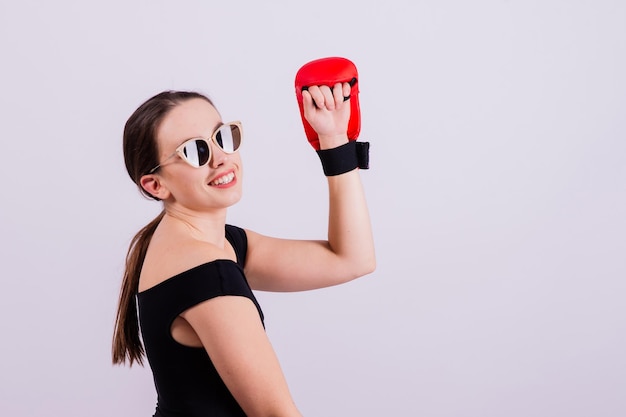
[137,225,264,417]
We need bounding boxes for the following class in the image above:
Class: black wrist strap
[316,141,370,176]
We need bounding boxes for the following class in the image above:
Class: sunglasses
[148,121,243,174]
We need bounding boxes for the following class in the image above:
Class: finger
[342,82,351,101]
[302,89,313,110]
[303,90,319,120]
[332,82,344,107]
[301,90,319,122]
[306,85,325,109]
[320,85,335,110]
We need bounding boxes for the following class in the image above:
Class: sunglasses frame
[148,121,243,174]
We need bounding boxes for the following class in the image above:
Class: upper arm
[180,295,301,417]
[244,229,365,292]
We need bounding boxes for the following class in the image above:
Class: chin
[223,188,243,208]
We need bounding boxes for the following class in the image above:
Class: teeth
[210,172,234,186]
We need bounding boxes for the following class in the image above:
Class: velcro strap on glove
[316,141,370,176]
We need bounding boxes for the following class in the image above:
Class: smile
[209,172,235,186]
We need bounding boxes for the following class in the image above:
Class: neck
[162,204,228,246]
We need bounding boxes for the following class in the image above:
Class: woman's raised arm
[245,81,375,292]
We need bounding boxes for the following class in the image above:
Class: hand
[301,82,351,149]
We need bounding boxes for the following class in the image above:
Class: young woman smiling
[113,78,375,417]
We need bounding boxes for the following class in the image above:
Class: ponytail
[115,90,214,366]
[112,210,165,366]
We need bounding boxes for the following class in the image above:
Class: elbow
[364,255,377,275]
[351,254,376,280]
[363,247,377,275]
[332,249,377,285]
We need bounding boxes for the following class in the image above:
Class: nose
[209,141,228,168]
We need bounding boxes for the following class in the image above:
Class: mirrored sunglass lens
[182,139,210,167]
[215,124,242,153]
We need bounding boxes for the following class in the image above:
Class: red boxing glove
[295,57,361,150]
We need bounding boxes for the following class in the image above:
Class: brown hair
[112,91,214,366]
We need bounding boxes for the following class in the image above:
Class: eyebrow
[175,121,224,147]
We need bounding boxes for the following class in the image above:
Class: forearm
[326,168,376,277]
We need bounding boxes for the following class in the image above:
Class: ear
[140,174,171,200]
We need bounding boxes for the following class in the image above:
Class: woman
[112,83,375,416]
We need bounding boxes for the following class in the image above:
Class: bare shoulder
[138,228,236,293]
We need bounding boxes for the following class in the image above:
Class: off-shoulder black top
[137,225,264,417]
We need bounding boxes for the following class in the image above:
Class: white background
[1,1,625,416]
